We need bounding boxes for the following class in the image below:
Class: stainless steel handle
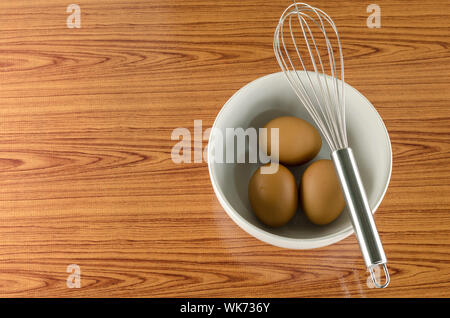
[331,148,390,288]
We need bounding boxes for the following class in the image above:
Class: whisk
[274,2,390,288]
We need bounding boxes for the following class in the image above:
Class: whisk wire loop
[273,2,347,151]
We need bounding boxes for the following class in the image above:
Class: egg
[260,116,322,165]
[248,163,298,227]
[300,159,346,225]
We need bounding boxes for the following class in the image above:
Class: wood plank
[0,0,448,297]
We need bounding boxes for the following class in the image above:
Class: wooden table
[0,0,449,298]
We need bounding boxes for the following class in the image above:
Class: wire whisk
[274,2,390,288]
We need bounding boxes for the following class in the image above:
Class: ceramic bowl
[208,72,392,249]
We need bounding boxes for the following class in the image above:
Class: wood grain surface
[0,0,449,297]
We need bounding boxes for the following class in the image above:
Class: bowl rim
[207,71,392,249]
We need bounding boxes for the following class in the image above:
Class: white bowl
[208,72,392,249]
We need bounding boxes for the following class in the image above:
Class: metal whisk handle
[331,148,390,288]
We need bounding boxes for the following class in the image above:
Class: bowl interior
[208,72,391,248]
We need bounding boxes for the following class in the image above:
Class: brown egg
[300,159,346,225]
[248,163,298,227]
[260,116,322,165]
